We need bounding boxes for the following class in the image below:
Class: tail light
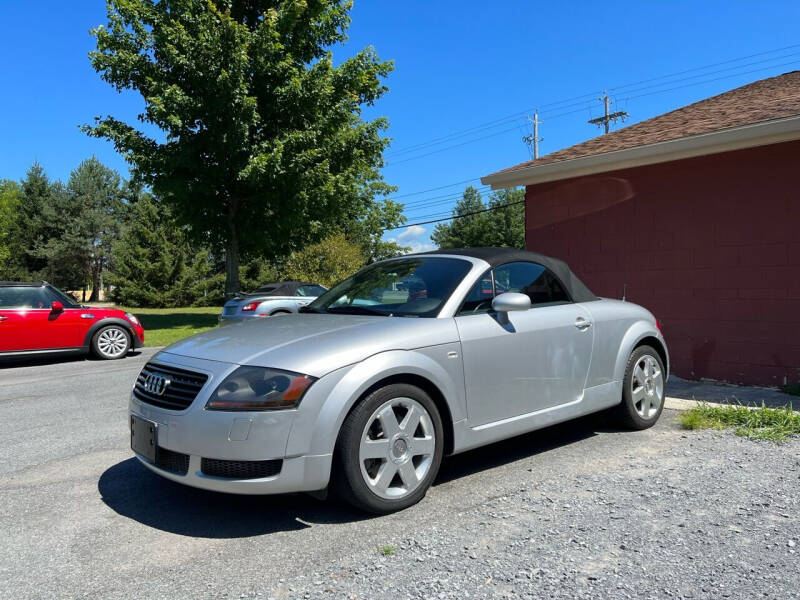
[655,318,663,334]
[242,301,260,312]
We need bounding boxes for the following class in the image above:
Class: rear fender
[613,322,669,382]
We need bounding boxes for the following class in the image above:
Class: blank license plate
[130,415,158,462]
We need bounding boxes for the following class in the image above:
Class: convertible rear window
[307,257,471,318]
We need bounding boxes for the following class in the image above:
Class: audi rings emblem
[143,373,171,396]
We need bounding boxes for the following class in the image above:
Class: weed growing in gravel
[378,545,397,556]
[681,403,800,443]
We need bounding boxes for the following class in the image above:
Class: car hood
[158,313,459,377]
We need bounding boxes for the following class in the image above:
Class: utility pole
[523,110,543,159]
[588,92,628,134]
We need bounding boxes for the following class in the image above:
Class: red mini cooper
[0,281,145,360]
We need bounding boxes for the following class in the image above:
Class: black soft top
[249,280,321,297]
[415,247,597,303]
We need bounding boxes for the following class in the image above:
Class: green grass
[680,403,800,443]
[378,545,397,556]
[780,384,800,397]
[121,306,221,347]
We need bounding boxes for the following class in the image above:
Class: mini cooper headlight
[124,312,140,326]
[205,366,315,411]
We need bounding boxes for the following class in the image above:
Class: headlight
[205,366,316,411]
[125,312,140,326]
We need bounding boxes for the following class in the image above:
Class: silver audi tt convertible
[130,248,668,513]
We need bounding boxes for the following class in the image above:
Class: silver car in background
[130,248,668,514]
[219,281,327,323]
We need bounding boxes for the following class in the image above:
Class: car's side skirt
[451,380,622,455]
[0,347,88,359]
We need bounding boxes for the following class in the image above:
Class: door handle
[0,315,7,321]
[574,317,592,330]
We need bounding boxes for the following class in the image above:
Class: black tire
[332,383,444,514]
[91,325,131,360]
[613,344,666,430]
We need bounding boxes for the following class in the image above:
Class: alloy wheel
[358,397,436,500]
[631,354,664,419]
[97,327,129,358]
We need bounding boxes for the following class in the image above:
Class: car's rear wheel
[614,345,665,429]
[333,383,444,514]
[92,325,131,360]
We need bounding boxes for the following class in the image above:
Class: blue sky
[1,1,799,252]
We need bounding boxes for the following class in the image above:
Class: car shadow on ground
[0,349,144,369]
[97,458,367,538]
[435,412,617,486]
[98,412,625,539]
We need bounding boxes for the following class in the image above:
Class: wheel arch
[634,336,669,378]
[340,373,455,456]
[82,318,135,349]
[613,322,670,383]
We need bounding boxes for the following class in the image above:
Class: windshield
[306,257,471,318]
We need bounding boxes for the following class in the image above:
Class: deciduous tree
[431,186,525,250]
[85,0,399,297]
[283,232,364,287]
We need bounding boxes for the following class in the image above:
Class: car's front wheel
[614,345,666,429]
[333,383,444,514]
[91,325,131,360]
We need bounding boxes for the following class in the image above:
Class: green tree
[33,158,125,297]
[85,0,398,298]
[7,163,58,279]
[431,186,525,250]
[0,179,21,276]
[283,232,364,287]
[109,193,196,307]
[110,193,277,307]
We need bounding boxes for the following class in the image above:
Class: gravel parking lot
[1,351,798,600]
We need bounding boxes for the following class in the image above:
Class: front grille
[133,362,208,411]
[200,458,283,480]
[155,447,190,475]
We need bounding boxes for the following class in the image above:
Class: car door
[0,286,57,351]
[455,262,594,427]
[43,288,92,348]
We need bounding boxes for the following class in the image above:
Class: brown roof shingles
[490,71,800,176]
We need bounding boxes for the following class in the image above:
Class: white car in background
[219,281,327,323]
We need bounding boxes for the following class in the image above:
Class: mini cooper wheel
[333,383,444,514]
[91,325,131,360]
[615,345,665,430]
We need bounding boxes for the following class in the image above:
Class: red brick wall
[525,140,800,387]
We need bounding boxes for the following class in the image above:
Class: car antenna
[622,283,627,302]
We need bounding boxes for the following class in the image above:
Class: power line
[621,58,800,101]
[386,177,481,200]
[387,200,525,231]
[384,45,800,162]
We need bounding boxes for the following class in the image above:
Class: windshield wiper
[326,305,391,317]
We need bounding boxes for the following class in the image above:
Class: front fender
[613,321,669,383]
[82,317,142,349]
[285,344,465,458]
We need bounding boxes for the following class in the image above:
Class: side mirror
[51,301,64,313]
[492,292,530,313]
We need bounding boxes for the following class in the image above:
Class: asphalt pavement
[1,350,798,599]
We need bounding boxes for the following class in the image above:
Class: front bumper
[129,352,333,495]
[133,448,332,495]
